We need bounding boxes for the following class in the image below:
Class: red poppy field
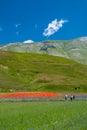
[0,92,63,99]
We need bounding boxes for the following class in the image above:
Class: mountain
[0,50,87,92]
[0,37,87,64]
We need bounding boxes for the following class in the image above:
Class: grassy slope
[0,50,87,92]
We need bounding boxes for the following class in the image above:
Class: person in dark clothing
[73,95,75,100]
[70,94,75,100]
[70,95,73,101]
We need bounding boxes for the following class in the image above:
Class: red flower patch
[0,92,59,98]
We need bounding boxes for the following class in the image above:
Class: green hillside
[0,50,87,93]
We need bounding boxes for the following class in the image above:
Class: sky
[0,0,87,44]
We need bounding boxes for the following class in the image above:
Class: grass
[0,50,87,92]
[0,101,87,129]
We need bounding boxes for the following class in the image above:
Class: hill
[0,50,87,92]
[1,37,87,64]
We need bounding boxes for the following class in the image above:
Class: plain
[0,101,87,130]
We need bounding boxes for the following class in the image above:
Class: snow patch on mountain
[23,40,34,43]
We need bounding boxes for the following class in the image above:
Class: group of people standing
[65,94,75,100]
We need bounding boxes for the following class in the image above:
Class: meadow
[0,101,87,130]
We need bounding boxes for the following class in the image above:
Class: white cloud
[15,24,21,28]
[23,40,34,43]
[43,19,68,37]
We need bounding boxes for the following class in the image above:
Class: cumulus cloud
[23,40,34,43]
[43,19,68,37]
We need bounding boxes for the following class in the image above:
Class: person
[70,94,73,101]
[65,94,68,100]
[73,94,75,100]
[70,94,75,101]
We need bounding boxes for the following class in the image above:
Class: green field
[0,51,87,92]
[0,101,87,130]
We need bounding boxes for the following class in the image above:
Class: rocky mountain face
[0,37,87,64]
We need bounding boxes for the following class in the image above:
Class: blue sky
[0,0,87,44]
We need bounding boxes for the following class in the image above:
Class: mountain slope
[0,37,87,64]
[0,50,87,92]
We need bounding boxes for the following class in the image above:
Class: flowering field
[0,101,87,129]
[0,92,63,99]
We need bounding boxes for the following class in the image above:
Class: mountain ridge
[0,37,87,64]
